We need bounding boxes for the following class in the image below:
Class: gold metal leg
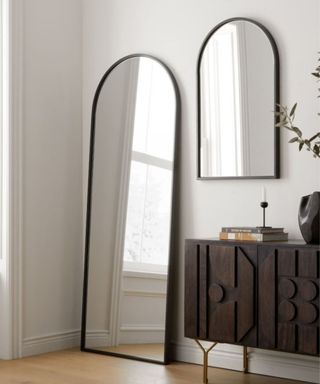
[243,346,249,373]
[194,339,218,384]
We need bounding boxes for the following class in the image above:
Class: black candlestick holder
[257,201,271,229]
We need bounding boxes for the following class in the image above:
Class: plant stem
[279,107,320,158]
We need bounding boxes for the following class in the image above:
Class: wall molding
[171,339,320,383]
[22,329,80,357]
[85,330,110,349]
[123,270,167,280]
[119,324,165,344]
[11,0,24,360]
[123,289,166,298]
[121,324,165,332]
[0,0,24,360]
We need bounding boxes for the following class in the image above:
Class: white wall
[19,0,83,356]
[82,0,320,382]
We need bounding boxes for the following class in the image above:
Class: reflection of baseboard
[123,289,166,298]
[119,324,165,344]
[85,330,110,348]
[171,339,320,383]
[22,329,80,357]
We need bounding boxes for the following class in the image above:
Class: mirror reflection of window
[201,22,246,177]
[199,20,276,178]
[123,60,175,274]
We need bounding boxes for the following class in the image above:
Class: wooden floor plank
[0,349,302,384]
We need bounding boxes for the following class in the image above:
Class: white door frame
[0,0,23,360]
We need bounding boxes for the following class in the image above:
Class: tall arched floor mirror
[81,54,180,364]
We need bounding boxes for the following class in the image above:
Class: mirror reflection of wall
[82,55,178,364]
[199,19,279,179]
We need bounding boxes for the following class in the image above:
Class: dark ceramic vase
[298,191,320,244]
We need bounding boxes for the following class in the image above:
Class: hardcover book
[219,231,288,242]
[221,226,284,234]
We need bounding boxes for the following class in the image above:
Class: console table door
[207,245,257,346]
[185,242,258,347]
[258,246,320,355]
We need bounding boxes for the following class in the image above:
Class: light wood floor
[101,343,164,360]
[0,349,303,384]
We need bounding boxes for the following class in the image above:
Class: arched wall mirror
[198,18,280,179]
[81,55,180,364]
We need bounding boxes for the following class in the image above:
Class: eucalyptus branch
[275,53,320,158]
[311,51,320,95]
[311,52,320,106]
[276,103,320,158]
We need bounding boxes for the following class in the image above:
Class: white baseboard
[119,324,165,344]
[22,329,80,357]
[171,339,320,383]
[85,330,110,348]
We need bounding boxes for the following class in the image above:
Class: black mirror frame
[197,17,280,180]
[80,54,180,365]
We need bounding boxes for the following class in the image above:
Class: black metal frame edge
[196,17,280,180]
[81,348,167,365]
[80,53,181,366]
[164,63,181,364]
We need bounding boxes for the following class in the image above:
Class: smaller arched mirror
[81,55,180,364]
[198,18,280,179]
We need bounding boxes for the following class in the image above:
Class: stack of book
[219,227,288,242]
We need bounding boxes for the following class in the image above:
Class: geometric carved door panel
[207,245,257,347]
[258,247,320,355]
[184,242,257,347]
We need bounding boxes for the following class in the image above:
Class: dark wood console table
[184,239,320,383]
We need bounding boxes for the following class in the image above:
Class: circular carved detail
[208,284,224,303]
[300,280,318,302]
[279,300,296,322]
[279,278,296,299]
[299,303,318,324]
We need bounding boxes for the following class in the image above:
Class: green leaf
[299,142,304,151]
[288,137,299,143]
[290,103,297,117]
[294,127,302,137]
[275,118,289,127]
[309,132,320,142]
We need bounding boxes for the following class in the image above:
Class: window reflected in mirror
[124,59,174,275]
[199,19,279,178]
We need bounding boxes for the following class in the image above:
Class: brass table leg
[243,346,249,373]
[194,339,218,384]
